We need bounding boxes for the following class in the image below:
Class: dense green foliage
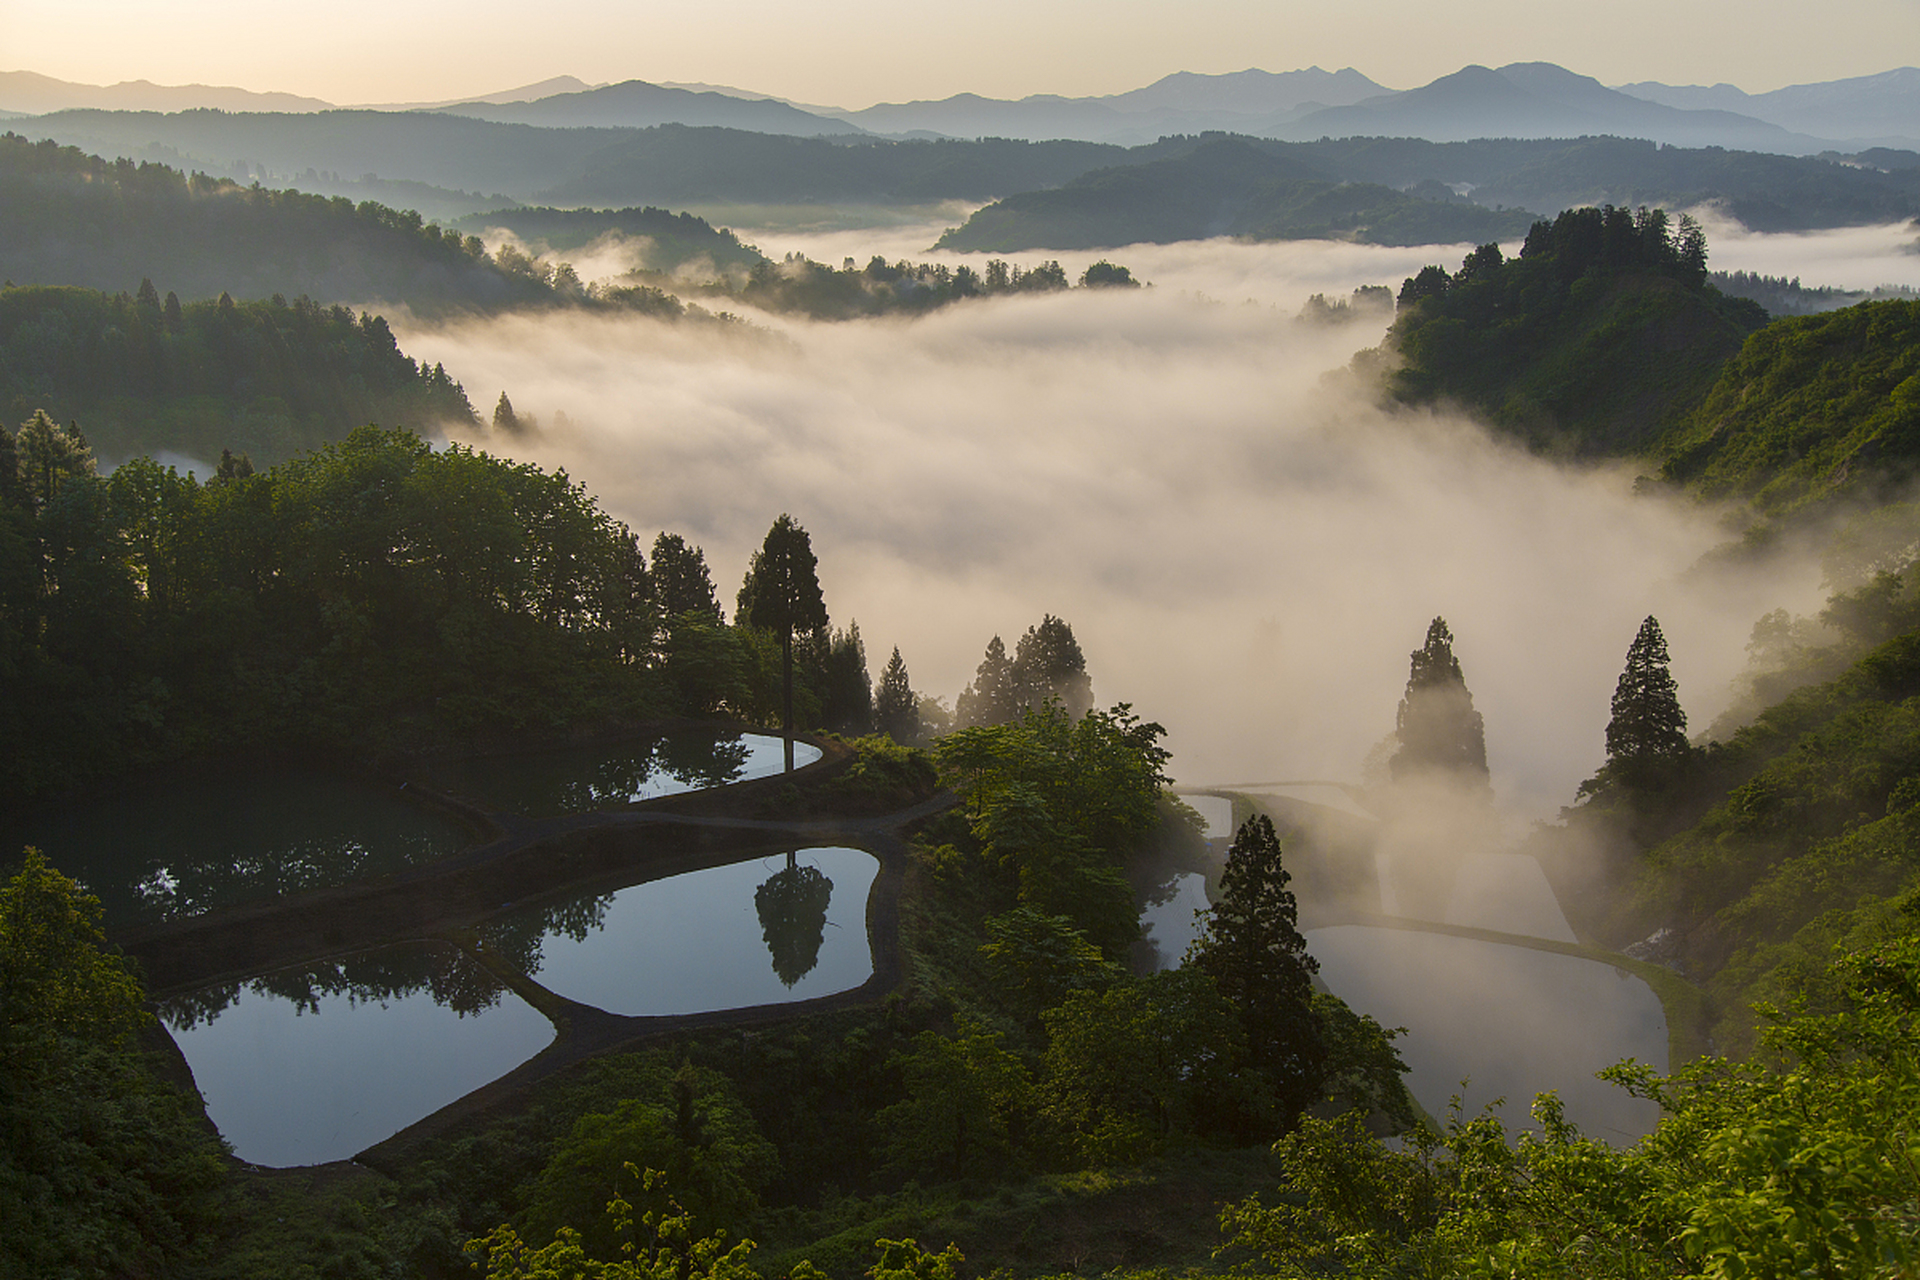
[936,138,1538,252]
[1383,204,1768,454]
[1660,299,1920,514]
[1221,909,1920,1278]
[953,616,1094,728]
[0,425,669,806]
[0,283,477,463]
[1186,816,1325,1128]
[1,850,229,1278]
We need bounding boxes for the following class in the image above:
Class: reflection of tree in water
[555,735,671,810]
[156,941,506,1029]
[8,768,458,930]
[478,889,614,978]
[754,863,834,988]
[653,732,751,792]
[486,731,753,812]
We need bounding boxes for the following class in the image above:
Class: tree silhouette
[491,391,521,435]
[875,646,919,742]
[650,531,723,623]
[1011,614,1093,718]
[753,863,833,987]
[1187,815,1325,1129]
[738,514,828,770]
[1582,615,1691,800]
[955,634,1017,728]
[1388,617,1490,791]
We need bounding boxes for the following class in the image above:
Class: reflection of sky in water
[1183,794,1234,838]
[1140,870,1210,971]
[1307,925,1666,1141]
[2,763,465,930]
[164,946,553,1167]
[497,847,876,1015]
[414,731,822,817]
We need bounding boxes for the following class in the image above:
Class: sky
[5,0,1916,109]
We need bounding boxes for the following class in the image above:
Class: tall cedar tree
[738,514,828,770]
[956,634,1018,727]
[1188,814,1326,1130]
[1589,615,1690,796]
[1388,617,1490,789]
[820,622,873,735]
[1012,614,1094,718]
[875,646,919,742]
[650,531,723,623]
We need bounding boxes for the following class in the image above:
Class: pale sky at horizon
[5,0,1916,110]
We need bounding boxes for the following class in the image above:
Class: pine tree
[875,646,919,742]
[819,621,872,735]
[1387,617,1490,790]
[1188,814,1325,1128]
[650,532,722,623]
[1011,614,1094,718]
[492,391,521,434]
[955,634,1017,728]
[1587,615,1691,797]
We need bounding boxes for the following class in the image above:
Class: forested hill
[1380,205,1768,454]
[0,284,477,463]
[934,137,1538,251]
[450,203,767,275]
[1660,298,1920,513]
[542,125,1136,207]
[0,134,558,314]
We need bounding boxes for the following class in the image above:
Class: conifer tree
[1011,613,1094,718]
[875,646,919,742]
[1188,814,1325,1128]
[650,532,723,623]
[492,391,521,435]
[1388,617,1490,790]
[819,621,872,735]
[739,514,828,769]
[1589,615,1691,796]
[955,634,1017,728]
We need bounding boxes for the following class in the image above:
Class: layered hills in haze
[5,60,1913,153]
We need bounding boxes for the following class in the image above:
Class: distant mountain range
[3,62,1915,153]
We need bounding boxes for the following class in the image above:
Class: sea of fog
[394,217,1920,816]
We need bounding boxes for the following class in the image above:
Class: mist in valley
[391,225,1886,818]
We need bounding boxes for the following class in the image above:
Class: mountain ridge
[6,62,1912,153]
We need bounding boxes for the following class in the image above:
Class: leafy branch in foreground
[1222,898,1920,1279]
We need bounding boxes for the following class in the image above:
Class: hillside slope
[0,134,556,314]
[935,137,1536,251]
[0,285,478,463]
[1660,299,1920,513]
[1380,204,1767,454]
